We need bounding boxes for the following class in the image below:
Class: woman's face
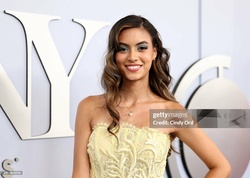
[115,27,157,83]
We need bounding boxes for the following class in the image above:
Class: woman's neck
[119,80,155,105]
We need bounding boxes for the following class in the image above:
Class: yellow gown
[87,123,170,178]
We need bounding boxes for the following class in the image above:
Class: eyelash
[118,46,148,52]
[137,46,148,51]
[118,46,128,52]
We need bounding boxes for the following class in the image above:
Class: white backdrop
[0,0,249,177]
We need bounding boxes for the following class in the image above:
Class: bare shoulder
[76,94,105,122]
[161,99,185,110]
[77,94,110,127]
[79,94,105,107]
[80,94,105,104]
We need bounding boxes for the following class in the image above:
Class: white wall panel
[201,0,250,104]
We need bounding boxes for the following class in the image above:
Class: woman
[72,15,231,178]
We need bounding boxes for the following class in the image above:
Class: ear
[153,47,157,60]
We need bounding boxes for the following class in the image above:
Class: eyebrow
[118,41,149,46]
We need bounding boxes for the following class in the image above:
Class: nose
[127,49,138,62]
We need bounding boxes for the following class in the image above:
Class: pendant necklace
[128,110,133,117]
[124,101,133,117]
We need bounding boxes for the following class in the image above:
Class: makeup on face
[117,41,149,53]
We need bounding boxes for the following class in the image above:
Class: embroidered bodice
[87,123,170,178]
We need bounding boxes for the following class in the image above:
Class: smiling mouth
[125,65,142,72]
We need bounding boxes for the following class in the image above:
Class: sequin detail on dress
[87,123,170,178]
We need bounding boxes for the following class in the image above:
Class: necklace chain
[119,92,154,117]
[123,101,133,117]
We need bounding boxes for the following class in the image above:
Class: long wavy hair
[101,15,176,138]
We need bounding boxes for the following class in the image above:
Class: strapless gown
[87,123,170,178]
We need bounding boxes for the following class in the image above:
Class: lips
[125,65,142,72]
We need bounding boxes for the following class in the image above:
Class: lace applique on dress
[87,123,170,178]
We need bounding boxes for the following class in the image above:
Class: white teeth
[127,66,141,69]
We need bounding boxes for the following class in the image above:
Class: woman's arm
[174,126,231,178]
[72,98,92,178]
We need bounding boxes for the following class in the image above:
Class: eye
[137,45,148,51]
[118,45,128,52]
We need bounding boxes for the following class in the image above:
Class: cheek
[115,53,127,67]
[115,53,122,63]
[115,54,124,70]
[142,53,154,63]
[143,55,154,69]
